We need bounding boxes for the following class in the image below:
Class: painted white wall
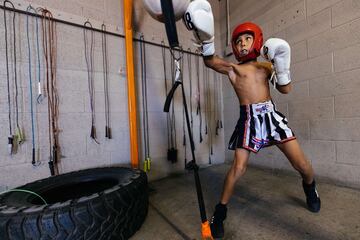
[221,0,360,188]
[0,0,225,189]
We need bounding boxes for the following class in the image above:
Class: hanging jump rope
[214,72,219,136]
[183,48,194,166]
[4,0,25,155]
[140,35,151,172]
[180,52,188,168]
[209,71,214,159]
[39,8,59,176]
[203,64,209,136]
[195,50,203,143]
[83,20,99,144]
[214,72,223,136]
[204,67,213,164]
[26,5,41,166]
[162,42,170,159]
[3,0,16,155]
[182,102,187,167]
[217,74,224,129]
[101,23,112,139]
[187,49,194,133]
[183,50,195,168]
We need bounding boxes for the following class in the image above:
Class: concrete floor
[132,163,360,240]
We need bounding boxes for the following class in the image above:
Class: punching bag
[142,0,190,22]
[142,0,190,48]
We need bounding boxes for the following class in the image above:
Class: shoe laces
[307,187,319,201]
[211,215,224,225]
[210,216,215,224]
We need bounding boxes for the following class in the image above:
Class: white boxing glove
[183,0,215,56]
[260,38,291,86]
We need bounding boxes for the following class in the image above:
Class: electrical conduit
[124,0,139,169]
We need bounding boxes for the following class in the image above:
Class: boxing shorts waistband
[240,100,274,115]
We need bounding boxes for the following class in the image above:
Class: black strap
[160,0,179,48]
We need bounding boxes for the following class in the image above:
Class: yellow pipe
[124,0,139,169]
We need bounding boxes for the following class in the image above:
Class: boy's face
[235,33,254,57]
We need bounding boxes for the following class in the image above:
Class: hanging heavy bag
[142,0,190,48]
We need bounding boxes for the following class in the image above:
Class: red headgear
[232,22,263,63]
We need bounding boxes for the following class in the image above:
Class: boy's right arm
[203,55,233,76]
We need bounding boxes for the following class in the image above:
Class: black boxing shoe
[302,180,321,213]
[210,203,227,239]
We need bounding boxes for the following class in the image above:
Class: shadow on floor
[132,164,360,240]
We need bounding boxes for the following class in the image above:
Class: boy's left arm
[276,83,292,94]
[261,38,292,94]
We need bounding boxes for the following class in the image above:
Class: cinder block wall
[220,0,360,187]
[0,0,225,189]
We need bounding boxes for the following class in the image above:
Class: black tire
[0,167,148,240]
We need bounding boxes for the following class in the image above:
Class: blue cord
[0,189,48,205]
[26,5,38,166]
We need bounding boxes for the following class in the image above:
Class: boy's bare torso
[228,62,272,105]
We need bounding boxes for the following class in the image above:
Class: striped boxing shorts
[228,100,296,153]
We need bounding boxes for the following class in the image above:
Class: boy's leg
[276,139,321,212]
[221,148,250,204]
[276,139,314,184]
[210,148,250,238]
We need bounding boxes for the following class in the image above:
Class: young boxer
[183,0,321,238]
